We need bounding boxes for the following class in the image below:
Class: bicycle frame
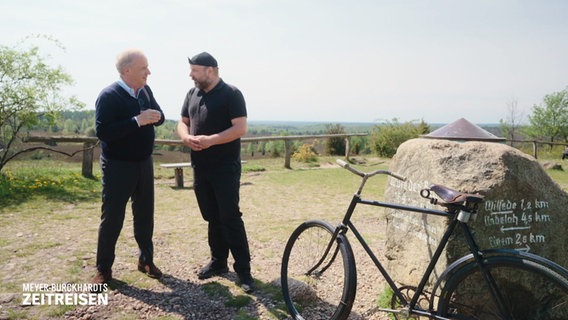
[283,161,568,320]
[319,191,505,319]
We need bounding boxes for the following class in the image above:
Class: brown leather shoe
[137,262,163,279]
[92,269,112,284]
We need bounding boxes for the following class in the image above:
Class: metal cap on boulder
[421,118,505,142]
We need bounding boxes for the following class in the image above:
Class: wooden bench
[159,162,192,188]
[160,161,247,188]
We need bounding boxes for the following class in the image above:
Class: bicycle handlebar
[336,159,406,181]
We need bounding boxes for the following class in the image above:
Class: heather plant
[292,143,318,163]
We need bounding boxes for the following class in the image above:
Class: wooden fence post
[82,142,95,178]
[344,137,350,161]
[284,139,292,169]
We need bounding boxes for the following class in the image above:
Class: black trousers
[193,160,251,275]
[96,156,155,272]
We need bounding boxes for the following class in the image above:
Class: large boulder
[384,138,568,287]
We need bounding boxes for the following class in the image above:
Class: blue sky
[2,0,567,124]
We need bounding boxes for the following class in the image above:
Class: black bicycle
[281,160,568,320]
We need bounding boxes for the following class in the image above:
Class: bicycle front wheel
[437,255,568,319]
[281,220,356,320]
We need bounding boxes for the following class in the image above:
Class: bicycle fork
[305,222,348,277]
[306,195,359,277]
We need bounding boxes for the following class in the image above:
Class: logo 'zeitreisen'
[22,283,108,306]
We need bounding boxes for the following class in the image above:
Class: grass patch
[544,167,568,191]
[225,294,253,308]
[242,164,266,173]
[235,309,259,320]
[202,282,252,309]
[14,241,62,257]
[376,286,396,320]
[0,160,100,208]
[67,250,90,281]
[202,282,232,299]
[201,280,288,317]
[117,271,156,290]
[4,309,29,320]
[255,281,289,318]
[1,282,20,294]
[47,304,76,318]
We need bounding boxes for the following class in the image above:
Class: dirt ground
[0,156,393,320]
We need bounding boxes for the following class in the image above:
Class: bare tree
[499,98,525,146]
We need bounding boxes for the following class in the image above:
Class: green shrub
[370,119,430,158]
[266,140,286,157]
[324,123,346,155]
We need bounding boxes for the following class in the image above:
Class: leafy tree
[80,118,90,132]
[0,36,84,172]
[370,118,430,158]
[84,126,96,137]
[63,118,79,134]
[527,90,568,144]
[324,123,346,155]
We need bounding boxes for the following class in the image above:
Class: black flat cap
[187,52,218,67]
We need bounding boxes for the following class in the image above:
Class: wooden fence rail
[23,136,99,178]
[24,135,567,178]
[507,139,568,159]
[24,133,368,177]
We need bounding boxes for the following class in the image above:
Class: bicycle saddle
[429,184,484,204]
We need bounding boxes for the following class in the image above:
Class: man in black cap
[176,52,254,293]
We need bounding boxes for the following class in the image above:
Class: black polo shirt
[181,79,247,167]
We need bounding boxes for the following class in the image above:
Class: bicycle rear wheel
[437,255,568,319]
[281,220,357,320]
